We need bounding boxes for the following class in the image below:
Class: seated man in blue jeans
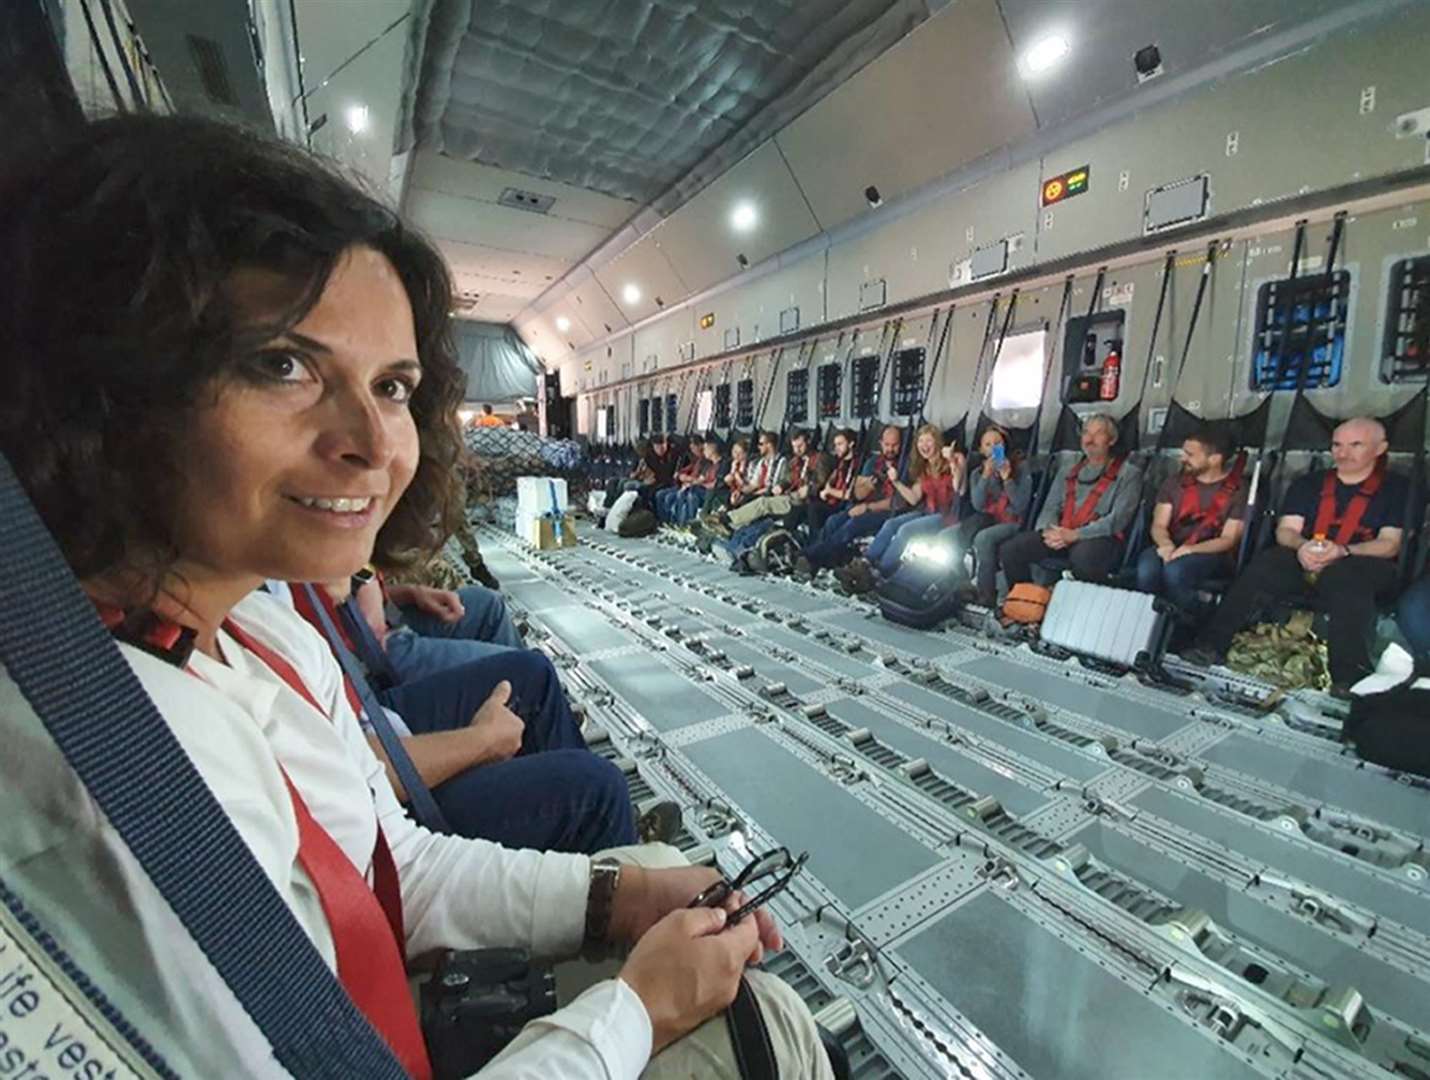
[796,425,904,576]
[1136,426,1249,614]
[276,581,679,851]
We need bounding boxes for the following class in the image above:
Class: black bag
[619,508,658,537]
[875,568,963,629]
[421,949,557,1079]
[1344,676,1430,778]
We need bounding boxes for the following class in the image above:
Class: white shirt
[0,590,652,1078]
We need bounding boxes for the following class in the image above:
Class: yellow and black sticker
[1042,166,1091,207]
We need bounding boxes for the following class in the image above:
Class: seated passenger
[668,436,723,524]
[785,427,858,542]
[640,432,679,510]
[476,401,506,427]
[954,425,1034,606]
[655,438,701,522]
[1135,426,1249,614]
[1186,418,1411,691]
[724,427,822,530]
[999,413,1142,586]
[836,424,962,593]
[797,425,904,575]
[0,114,830,1077]
[740,430,788,503]
[702,436,750,519]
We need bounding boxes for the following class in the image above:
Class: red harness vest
[826,455,855,505]
[985,470,1022,525]
[1174,454,1247,546]
[1061,456,1124,530]
[1311,462,1386,545]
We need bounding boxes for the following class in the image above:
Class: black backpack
[1344,676,1430,778]
[618,508,658,537]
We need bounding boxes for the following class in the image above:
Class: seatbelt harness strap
[1312,463,1385,546]
[298,585,451,834]
[726,976,780,1080]
[1061,456,1124,530]
[0,454,412,1079]
[1177,453,1247,546]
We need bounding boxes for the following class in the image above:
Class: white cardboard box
[516,476,568,517]
[515,510,577,550]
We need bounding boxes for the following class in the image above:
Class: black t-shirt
[645,449,678,487]
[1281,468,1410,542]
[1154,472,1250,546]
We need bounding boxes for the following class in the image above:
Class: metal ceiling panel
[125,0,272,127]
[566,274,630,339]
[777,0,1037,232]
[592,236,689,327]
[653,141,825,297]
[997,0,1351,131]
[408,151,638,229]
[434,240,571,296]
[407,189,611,261]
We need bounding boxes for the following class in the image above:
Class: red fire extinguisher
[1099,342,1122,401]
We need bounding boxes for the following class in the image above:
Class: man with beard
[1135,426,1249,613]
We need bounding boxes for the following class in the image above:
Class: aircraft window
[736,378,754,427]
[638,397,651,435]
[714,383,732,427]
[851,353,880,418]
[595,405,609,440]
[665,392,678,432]
[990,328,1048,410]
[1251,269,1350,391]
[1382,255,1430,383]
[650,394,663,434]
[817,362,842,418]
[891,347,926,417]
[785,368,809,424]
[697,387,715,430]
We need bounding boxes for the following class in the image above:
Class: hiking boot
[696,532,715,555]
[794,555,814,581]
[636,800,683,845]
[840,560,876,595]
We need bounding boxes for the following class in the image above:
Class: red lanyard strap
[221,619,431,1080]
[1311,463,1385,546]
[1176,454,1246,546]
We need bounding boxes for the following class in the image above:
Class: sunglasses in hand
[687,847,809,926]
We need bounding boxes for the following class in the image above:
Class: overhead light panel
[555,315,572,332]
[622,284,642,305]
[1021,35,1070,77]
[730,201,758,232]
[345,104,370,134]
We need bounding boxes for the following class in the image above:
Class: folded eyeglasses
[687,847,809,926]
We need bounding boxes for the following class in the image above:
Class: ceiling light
[1021,35,1070,76]
[345,104,370,134]
[555,315,572,332]
[622,283,642,305]
[730,201,758,232]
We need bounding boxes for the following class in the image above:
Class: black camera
[420,948,557,1080]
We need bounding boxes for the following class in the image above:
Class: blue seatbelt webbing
[549,479,564,544]
[336,596,401,689]
[0,455,408,1079]
[300,585,451,834]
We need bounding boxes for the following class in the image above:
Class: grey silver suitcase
[1039,580,1171,671]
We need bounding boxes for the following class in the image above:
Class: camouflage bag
[395,552,468,593]
[1226,610,1331,691]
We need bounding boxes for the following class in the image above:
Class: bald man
[1187,418,1411,691]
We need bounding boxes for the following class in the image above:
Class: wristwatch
[584,858,622,952]
[350,564,376,594]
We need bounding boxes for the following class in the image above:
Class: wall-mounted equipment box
[724,327,741,350]
[714,383,732,427]
[1062,310,1127,404]
[1144,175,1210,234]
[891,347,926,416]
[970,241,1009,281]
[817,362,843,418]
[779,306,801,334]
[1251,270,1351,391]
[852,353,880,418]
[859,279,888,312]
[1382,255,1430,383]
[786,368,809,423]
[736,378,755,427]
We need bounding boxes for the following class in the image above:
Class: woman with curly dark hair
[0,115,828,1079]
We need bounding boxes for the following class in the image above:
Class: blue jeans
[1398,577,1430,662]
[385,585,523,683]
[380,650,636,853]
[867,512,945,578]
[803,508,890,569]
[1135,548,1228,611]
[674,487,707,523]
[654,486,682,522]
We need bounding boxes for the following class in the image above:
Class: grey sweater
[1036,457,1143,539]
[970,469,1034,522]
